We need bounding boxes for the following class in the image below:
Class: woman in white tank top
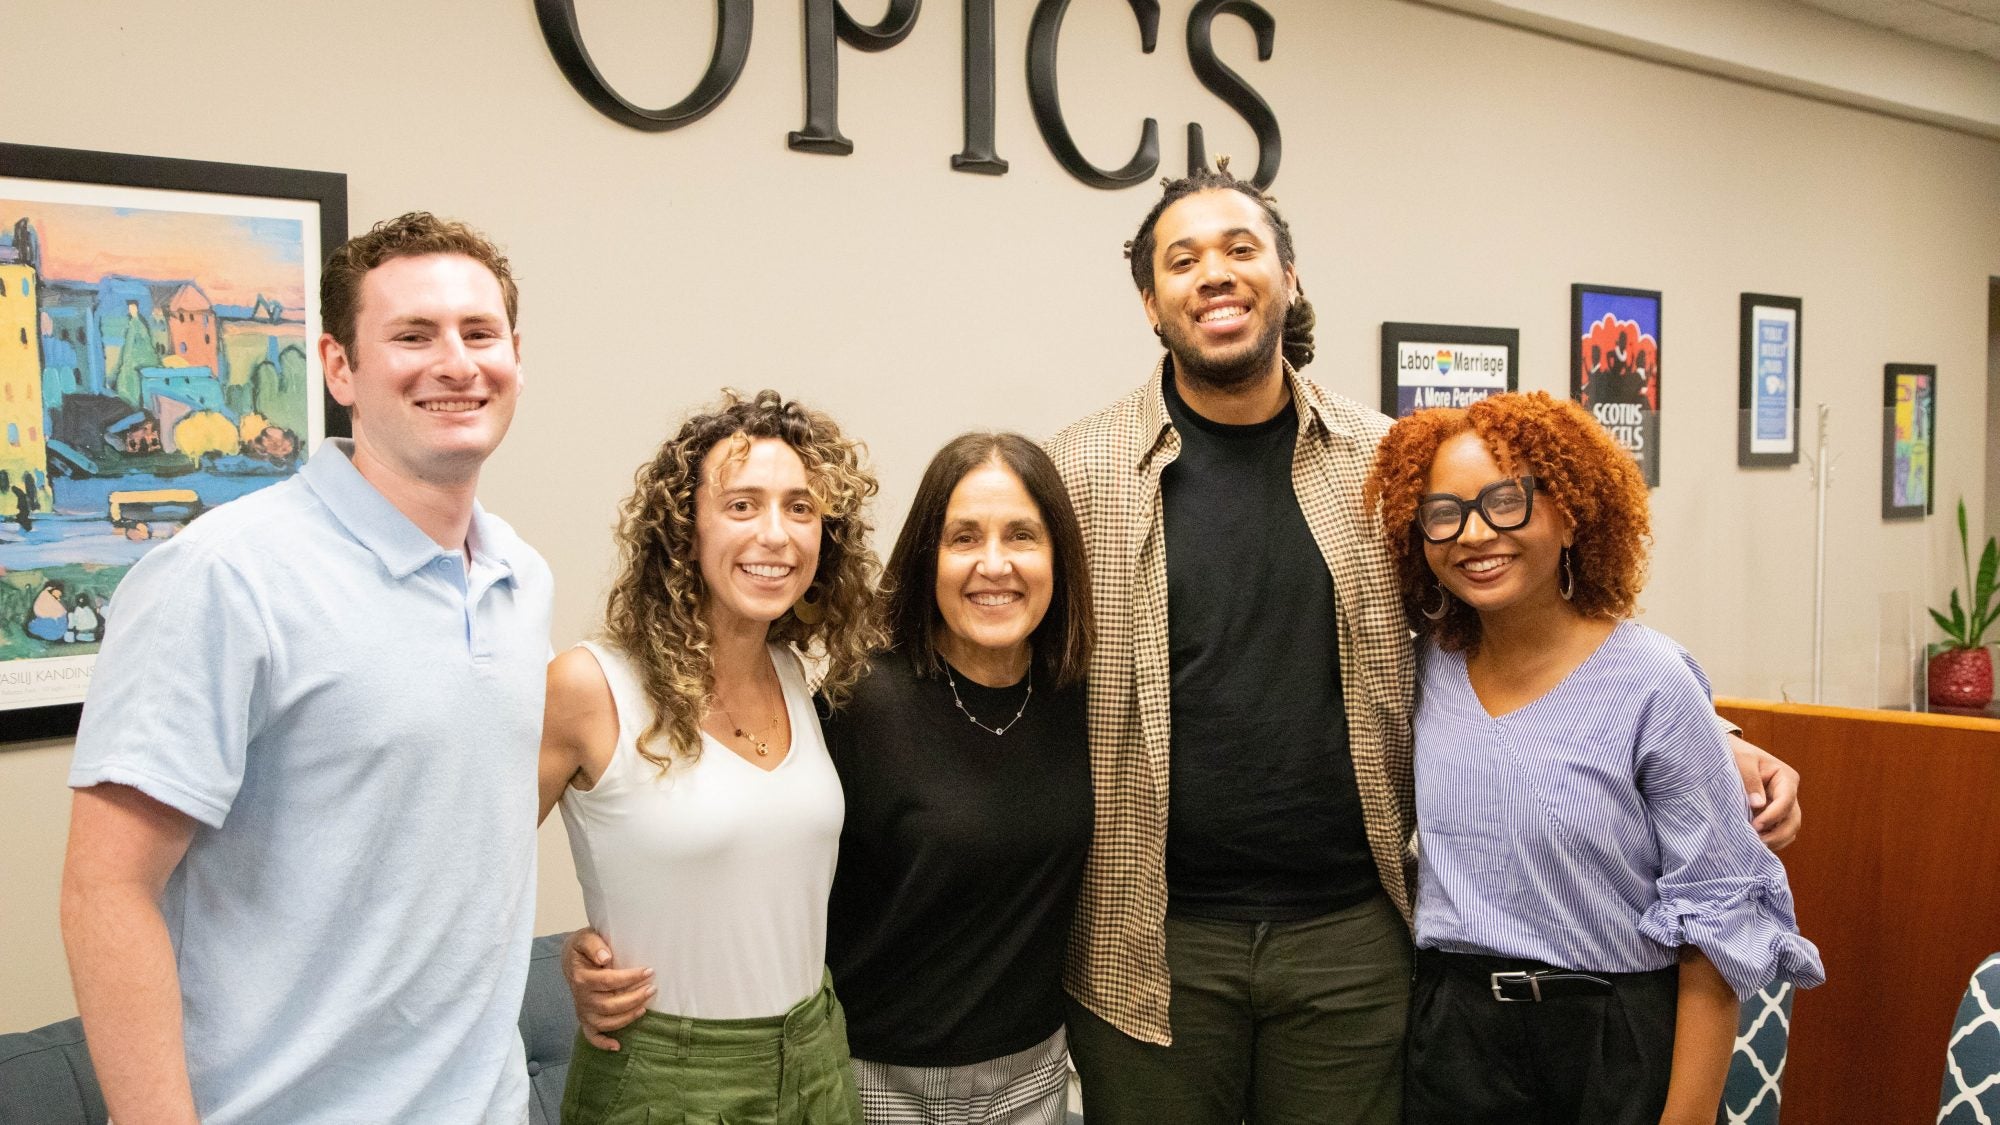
[537,389,886,1125]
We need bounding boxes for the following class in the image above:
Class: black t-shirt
[1160,368,1380,921]
[822,653,1092,1067]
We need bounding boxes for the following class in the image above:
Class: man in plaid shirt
[1046,166,1801,1124]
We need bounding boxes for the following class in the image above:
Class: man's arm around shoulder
[61,783,201,1125]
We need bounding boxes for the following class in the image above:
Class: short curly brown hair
[603,389,886,769]
[321,211,519,354]
[1362,391,1651,652]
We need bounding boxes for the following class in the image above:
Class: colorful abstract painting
[0,144,342,737]
[1882,363,1935,521]
[1571,284,1662,487]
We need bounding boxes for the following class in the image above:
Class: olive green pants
[561,974,865,1125]
[1067,894,1413,1125]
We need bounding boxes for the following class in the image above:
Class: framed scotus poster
[1380,323,1519,419]
[0,142,346,744]
[1571,284,1661,487]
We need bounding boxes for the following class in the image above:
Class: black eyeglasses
[1415,476,1538,543]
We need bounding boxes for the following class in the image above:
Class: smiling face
[1142,189,1297,391]
[694,435,823,639]
[321,252,520,490]
[1421,431,1572,623]
[933,460,1055,677]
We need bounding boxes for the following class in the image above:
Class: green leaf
[1931,607,1961,644]
[1949,589,1968,640]
[1977,537,1998,613]
[1977,603,2000,647]
[1960,500,1974,605]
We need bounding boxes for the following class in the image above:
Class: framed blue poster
[1739,294,1801,467]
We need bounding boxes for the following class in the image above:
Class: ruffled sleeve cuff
[1638,876,1827,1001]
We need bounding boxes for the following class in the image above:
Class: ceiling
[1796,0,2000,61]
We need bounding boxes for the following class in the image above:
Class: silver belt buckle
[1491,971,1541,1002]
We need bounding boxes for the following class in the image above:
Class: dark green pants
[1067,894,1412,1125]
[561,974,865,1125]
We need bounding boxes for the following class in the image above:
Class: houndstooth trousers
[850,1026,1071,1125]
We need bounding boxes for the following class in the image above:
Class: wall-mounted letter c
[1026,0,1162,190]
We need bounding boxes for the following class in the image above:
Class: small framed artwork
[1881,363,1936,521]
[0,142,346,744]
[1738,294,1801,466]
[1571,284,1661,487]
[1379,323,1519,419]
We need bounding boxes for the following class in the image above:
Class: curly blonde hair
[1362,391,1652,652]
[603,389,886,768]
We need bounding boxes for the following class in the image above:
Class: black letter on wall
[952,0,1006,174]
[535,0,753,131]
[790,0,924,154]
[1026,0,1161,190]
[1184,0,1281,188]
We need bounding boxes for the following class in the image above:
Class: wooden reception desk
[1714,698,2000,1125]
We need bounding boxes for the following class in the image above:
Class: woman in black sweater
[823,432,1094,1124]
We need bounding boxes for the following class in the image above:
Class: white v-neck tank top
[558,641,844,1018]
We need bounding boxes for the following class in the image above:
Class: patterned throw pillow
[1719,981,1795,1125]
[1939,953,2000,1125]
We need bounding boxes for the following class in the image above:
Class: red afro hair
[1362,391,1651,652]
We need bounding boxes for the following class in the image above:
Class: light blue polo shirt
[71,439,551,1125]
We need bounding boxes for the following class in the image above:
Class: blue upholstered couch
[0,932,578,1125]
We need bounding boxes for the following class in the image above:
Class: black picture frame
[1379,322,1519,419]
[1738,293,1802,467]
[0,142,346,745]
[1881,363,1937,521]
[1571,283,1662,487]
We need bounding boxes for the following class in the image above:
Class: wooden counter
[1715,698,2000,1125]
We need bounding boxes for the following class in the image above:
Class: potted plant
[1928,499,1997,710]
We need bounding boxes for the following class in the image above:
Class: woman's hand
[1729,736,1801,850]
[561,927,655,1050]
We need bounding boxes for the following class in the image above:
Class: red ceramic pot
[1928,647,1994,710]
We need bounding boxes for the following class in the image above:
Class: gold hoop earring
[792,585,825,625]
[1422,580,1451,621]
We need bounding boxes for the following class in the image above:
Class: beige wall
[3,0,1997,1030]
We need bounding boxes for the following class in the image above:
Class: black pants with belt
[1403,948,1680,1125]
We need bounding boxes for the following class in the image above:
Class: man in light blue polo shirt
[59,213,551,1125]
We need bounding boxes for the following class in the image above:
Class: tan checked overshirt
[1045,358,1417,1046]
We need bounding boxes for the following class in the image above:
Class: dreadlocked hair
[602,389,887,771]
[1123,155,1316,370]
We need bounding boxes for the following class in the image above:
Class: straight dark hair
[882,433,1093,688]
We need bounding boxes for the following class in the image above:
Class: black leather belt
[1419,948,1662,1002]
[1486,970,1613,1002]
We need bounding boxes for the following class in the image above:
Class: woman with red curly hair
[1365,392,1822,1125]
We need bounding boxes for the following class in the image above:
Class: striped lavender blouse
[1413,621,1825,1001]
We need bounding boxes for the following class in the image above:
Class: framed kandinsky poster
[0,143,345,744]
[1881,363,1935,521]
[1571,284,1661,487]
[1380,323,1519,419]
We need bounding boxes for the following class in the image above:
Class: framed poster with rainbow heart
[1379,323,1519,419]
